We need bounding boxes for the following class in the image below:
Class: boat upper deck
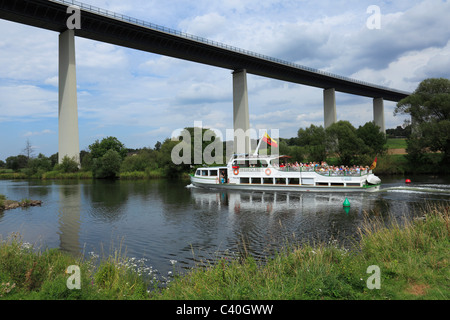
[228,154,372,177]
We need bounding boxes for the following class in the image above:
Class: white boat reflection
[189,184,369,215]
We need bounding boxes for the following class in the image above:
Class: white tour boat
[190,154,381,192]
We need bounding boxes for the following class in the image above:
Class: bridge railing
[50,0,409,95]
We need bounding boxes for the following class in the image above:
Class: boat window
[251,178,262,184]
[209,170,218,176]
[330,183,344,187]
[263,178,273,184]
[275,178,286,185]
[346,183,360,187]
[288,178,299,185]
[195,169,200,175]
[201,170,208,176]
[240,178,250,184]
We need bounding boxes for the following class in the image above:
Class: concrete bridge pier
[323,88,337,128]
[373,97,385,133]
[233,69,251,154]
[58,29,80,164]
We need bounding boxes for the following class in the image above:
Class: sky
[0,0,449,161]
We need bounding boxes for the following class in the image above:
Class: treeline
[0,136,187,180]
[2,75,449,179]
[280,120,386,166]
[0,121,386,180]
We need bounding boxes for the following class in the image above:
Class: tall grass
[119,169,165,180]
[153,203,449,300]
[41,171,93,180]
[1,204,448,300]
[0,233,150,299]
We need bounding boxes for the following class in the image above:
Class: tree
[92,149,122,179]
[395,78,450,165]
[56,155,79,173]
[6,155,28,172]
[159,138,190,178]
[22,139,34,161]
[326,121,366,165]
[88,137,127,178]
[89,136,127,160]
[120,148,158,172]
[25,153,52,176]
[297,124,328,161]
[356,121,387,157]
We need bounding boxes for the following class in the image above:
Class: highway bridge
[0,0,410,161]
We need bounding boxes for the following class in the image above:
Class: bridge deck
[0,0,410,101]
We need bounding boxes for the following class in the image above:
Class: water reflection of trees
[189,188,387,256]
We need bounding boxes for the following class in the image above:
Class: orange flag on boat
[370,157,377,170]
[262,133,278,147]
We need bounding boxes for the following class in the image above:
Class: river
[0,175,449,282]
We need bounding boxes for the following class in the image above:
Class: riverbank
[0,153,445,181]
[0,195,42,211]
[0,168,188,180]
[0,202,448,300]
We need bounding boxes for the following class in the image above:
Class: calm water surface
[0,175,449,279]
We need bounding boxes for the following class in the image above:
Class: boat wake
[381,185,450,195]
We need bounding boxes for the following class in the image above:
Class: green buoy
[343,198,350,207]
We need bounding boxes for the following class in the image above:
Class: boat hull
[190,176,380,193]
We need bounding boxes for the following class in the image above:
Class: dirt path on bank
[388,148,407,155]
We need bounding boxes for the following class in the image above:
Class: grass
[0,233,152,300]
[385,138,407,149]
[0,169,166,180]
[152,203,449,300]
[119,169,165,180]
[372,154,409,175]
[41,171,93,180]
[1,203,448,300]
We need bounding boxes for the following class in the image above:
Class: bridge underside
[0,0,410,158]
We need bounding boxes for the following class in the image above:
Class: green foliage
[326,120,367,165]
[120,148,159,173]
[54,155,79,173]
[1,205,448,300]
[0,233,151,300]
[154,203,449,300]
[356,121,387,157]
[87,137,127,179]
[182,127,224,165]
[0,194,5,208]
[92,149,122,179]
[395,77,450,165]
[89,136,128,160]
[292,121,386,166]
[297,124,328,161]
[5,155,28,172]
[386,125,411,138]
[22,153,52,177]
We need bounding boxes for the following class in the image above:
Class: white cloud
[23,129,54,137]
[0,84,57,121]
[0,0,449,158]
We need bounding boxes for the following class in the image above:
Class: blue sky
[1,0,449,161]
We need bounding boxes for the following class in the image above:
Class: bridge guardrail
[50,0,410,95]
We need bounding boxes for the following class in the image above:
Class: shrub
[54,156,79,173]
